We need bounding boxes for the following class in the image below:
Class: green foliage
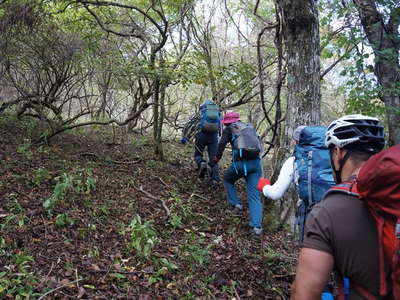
[43,169,97,213]
[31,168,50,186]
[88,246,100,258]
[319,0,399,123]
[131,136,148,148]
[16,143,32,159]
[341,63,386,118]
[0,252,39,299]
[168,213,183,229]
[148,257,179,284]
[127,215,159,257]
[185,243,210,266]
[55,213,75,227]
[0,237,7,256]
[169,191,193,219]
[45,1,104,53]
[179,54,257,97]
[0,202,26,231]
[180,236,212,267]
[263,246,286,263]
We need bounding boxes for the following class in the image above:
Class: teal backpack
[294,126,335,242]
[198,100,220,133]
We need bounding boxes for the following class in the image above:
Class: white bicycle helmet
[325,114,385,153]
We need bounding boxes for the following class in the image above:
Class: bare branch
[320,44,357,80]
[76,0,165,36]
[135,185,170,216]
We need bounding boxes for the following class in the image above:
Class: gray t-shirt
[302,193,393,299]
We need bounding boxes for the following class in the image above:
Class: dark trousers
[194,131,219,181]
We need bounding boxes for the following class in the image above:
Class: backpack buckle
[396,223,400,239]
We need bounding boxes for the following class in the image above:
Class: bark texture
[354,0,400,146]
[277,0,321,136]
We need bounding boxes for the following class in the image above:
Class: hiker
[256,126,306,200]
[290,114,399,299]
[212,112,263,237]
[181,99,221,186]
[257,125,335,242]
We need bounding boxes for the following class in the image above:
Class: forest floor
[0,116,297,299]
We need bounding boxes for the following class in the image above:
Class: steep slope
[0,117,297,299]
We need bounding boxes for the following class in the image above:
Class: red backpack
[327,144,400,299]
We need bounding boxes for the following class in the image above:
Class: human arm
[262,156,295,200]
[292,201,336,300]
[291,248,334,300]
[214,126,231,160]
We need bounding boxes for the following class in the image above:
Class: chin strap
[331,149,352,184]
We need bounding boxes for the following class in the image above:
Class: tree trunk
[353,0,400,146]
[205,50,218,102]
[152,76,164,160]
[277,0,321,135]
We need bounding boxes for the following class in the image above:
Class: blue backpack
[199,101,220,133]
[294,126,335,242]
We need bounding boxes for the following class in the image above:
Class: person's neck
[341,161,363,182]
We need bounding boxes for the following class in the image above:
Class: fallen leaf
[247,289,253,297]
[166,282,176,289]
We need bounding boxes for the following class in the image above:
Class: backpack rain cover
[199,101,220,133]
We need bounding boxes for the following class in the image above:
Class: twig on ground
[37,262,55,289]
[112,159,140,165]
[79,152,98,158]
[38,279,82,300]
[88,268,152,275]
[13,188,34,200]
[134,185,170,216]
[190,193,208,201]
[79,152,140,164]
[151,175,169,187]
[231,280,241,299]
[195,212,213,222]
[75,268,79,289]
[273,273,296,278]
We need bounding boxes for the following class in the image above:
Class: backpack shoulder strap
[324,181,359,198]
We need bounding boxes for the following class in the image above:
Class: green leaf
[83,284,96,289]
[110,273,126,280]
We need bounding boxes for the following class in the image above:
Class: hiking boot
[198,162,207,179]
[227,204,242,216]
[250,227,262,239]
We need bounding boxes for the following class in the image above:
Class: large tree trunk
[353,0,400,146]
[277,0,321,135]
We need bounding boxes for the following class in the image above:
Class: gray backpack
[231,121,261,160]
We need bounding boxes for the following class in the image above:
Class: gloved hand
[257,177,271,191]
[180,137,188,145]
[211,156,219,163]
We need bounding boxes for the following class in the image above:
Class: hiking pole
[260,152,266,251]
